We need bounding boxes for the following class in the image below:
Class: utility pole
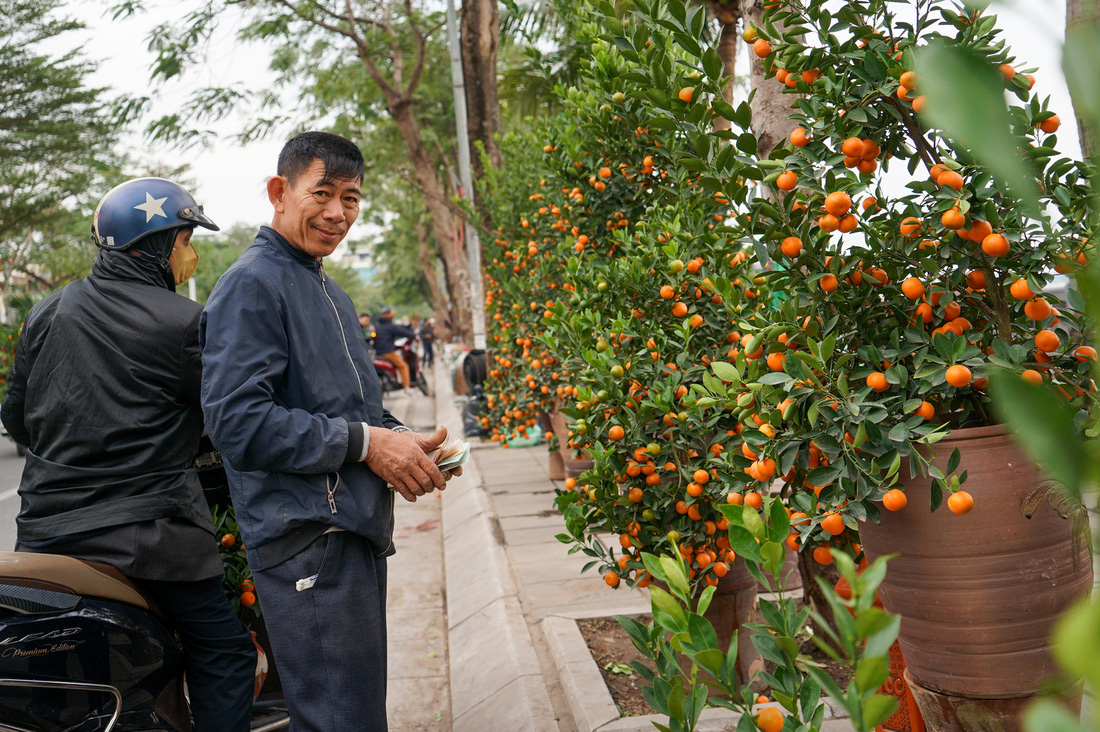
[446,0,487,350]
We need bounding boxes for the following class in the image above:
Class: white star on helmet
[133,192,169,223]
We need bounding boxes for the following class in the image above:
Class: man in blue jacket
[200,131,459,731]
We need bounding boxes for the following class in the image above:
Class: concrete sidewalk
[384,388,451,731]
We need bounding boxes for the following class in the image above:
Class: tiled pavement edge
[385,389,452,731]
[435,351,559,731]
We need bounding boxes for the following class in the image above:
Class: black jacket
[373,316,416,355]
[200,227,404,569]
[1,249,213,542]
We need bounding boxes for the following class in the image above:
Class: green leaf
[697,583,716,616]
[988,369,1086,495]
[916,42,1041,215]
[805,665,847,712]
[692,648,725,675]
[1023,699,1093,732]
[1052,598,1100,692]
[711,361,741,383]
[863,613,901,659]
[724,525,764,563]
[854,655,890,691]
[768,497,791,542]
[761,540,785,577]
[660,555,691,597]
[1064,26,1100,127]
[862,694,900,730]
[742,505,766,539]
[642,552,669,583]
[649,585,687,627]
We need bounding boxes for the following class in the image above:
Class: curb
[435,349,557,731]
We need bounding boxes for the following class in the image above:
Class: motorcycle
[0,447,289,732]
[373,337,430,397]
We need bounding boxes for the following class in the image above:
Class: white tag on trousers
[295,574,318,592]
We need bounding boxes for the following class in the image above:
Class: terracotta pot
[536,412,566,480]
[859,424,1091,726]
[563,454,594,479]
[549,407,568,448]
[547,449,566,481]
[707,557,764,687]
[549,407,593,478]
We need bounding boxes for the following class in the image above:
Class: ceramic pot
[859,424,1091,730]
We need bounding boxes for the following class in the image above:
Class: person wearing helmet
[0,178,257,732]
[373,306,417,394]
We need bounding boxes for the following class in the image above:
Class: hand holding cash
[425,435,470,473]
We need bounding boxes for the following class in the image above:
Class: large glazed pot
[859,425,1091,729]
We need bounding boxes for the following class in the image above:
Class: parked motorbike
[373,336,430,396]
[0,446,289,732]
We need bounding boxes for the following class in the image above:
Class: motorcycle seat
[0,552,156,614]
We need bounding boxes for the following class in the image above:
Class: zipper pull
[328,488,338,514]
[319,262,326,283]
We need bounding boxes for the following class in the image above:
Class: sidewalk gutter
[435,348,558,731]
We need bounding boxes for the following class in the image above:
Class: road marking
[0,486,18,503]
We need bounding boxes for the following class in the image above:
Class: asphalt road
[0,440,24,552]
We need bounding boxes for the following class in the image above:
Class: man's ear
[267,175,288,212]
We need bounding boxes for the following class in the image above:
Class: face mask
[169,242,199,286]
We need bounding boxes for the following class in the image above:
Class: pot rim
[932,423,1007,441]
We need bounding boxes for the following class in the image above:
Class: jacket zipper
[318,264,365,516]
[318,264,395,543]
[326,474,339,514]
[319,264,364,401]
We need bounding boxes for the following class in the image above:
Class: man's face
[359,315,370,328]
[268,159,361,259]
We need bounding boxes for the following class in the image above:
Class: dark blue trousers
[252,531,388,731]
[137,576,257,732]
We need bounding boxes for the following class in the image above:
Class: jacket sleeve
[1,325,33,446]
[397,324,417,340]
[200,266,351,474]
[1,296,57,447]
[178,308,203,407]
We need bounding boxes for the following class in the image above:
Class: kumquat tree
[482,0,1097,728]
[732,0,1096,546]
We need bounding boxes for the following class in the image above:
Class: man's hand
[366,426,448,503]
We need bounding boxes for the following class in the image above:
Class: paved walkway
[384,390,451,731]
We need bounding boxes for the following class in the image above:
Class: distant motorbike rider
[0,178,256,732]
[374,306,417,393]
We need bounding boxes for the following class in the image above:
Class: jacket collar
[257,226,322,270]
[90,248,175,291]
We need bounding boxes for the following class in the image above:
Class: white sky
[49,0,1080,233]
[56,1,287,231]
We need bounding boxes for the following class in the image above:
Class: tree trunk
[740,0,799,158]
[414,213,453,331]
[388,99,474,344]
[711,4,741,132]
[1067,0,1097,158]
[460,0,503,185]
